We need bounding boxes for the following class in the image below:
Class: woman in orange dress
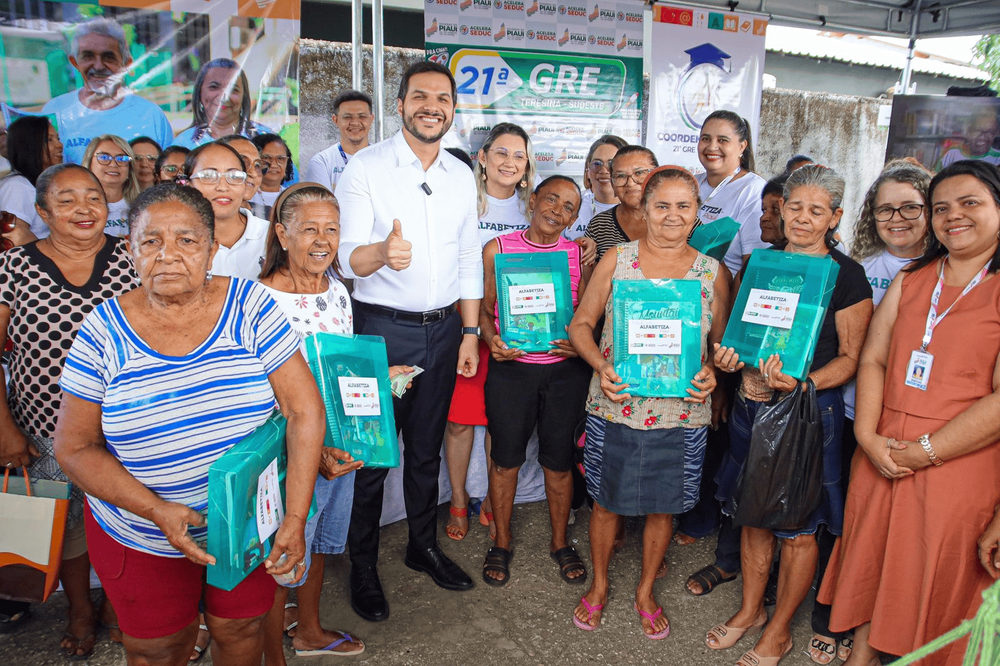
[818,159,1000,666]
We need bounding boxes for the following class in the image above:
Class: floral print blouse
[586,241,718,430]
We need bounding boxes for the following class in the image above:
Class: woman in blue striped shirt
[54,183,324,665]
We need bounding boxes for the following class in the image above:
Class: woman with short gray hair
[706,164,873,666]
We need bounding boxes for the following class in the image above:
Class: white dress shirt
[336,131,484,312]
[210,208,269,281]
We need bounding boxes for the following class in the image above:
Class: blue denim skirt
[587,415,707,516]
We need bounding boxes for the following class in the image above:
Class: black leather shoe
[349,566,389,622]
[404,544,474,591]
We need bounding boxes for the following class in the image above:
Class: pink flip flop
[573,597,603,631]
[634,602,670,640]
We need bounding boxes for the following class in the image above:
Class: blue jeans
[278,471,355,588]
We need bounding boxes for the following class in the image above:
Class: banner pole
[351,0,364,91]
[373,0,385,142]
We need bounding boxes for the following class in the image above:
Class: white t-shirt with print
[210,209,269,281]
[566,189,615,240]
[0,174,48,239]
[697,171,767,276]
[842,248,914,419]
[105,198,130,238]
[305,143,354,192]
[478,193,529,247]
[263,278,353,342]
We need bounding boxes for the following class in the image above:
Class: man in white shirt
[42,18,173,165]
[305,90,373,191]
[336,61,483,622]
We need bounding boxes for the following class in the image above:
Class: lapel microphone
[420,182,432,195]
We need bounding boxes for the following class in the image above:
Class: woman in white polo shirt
[182,142,268,281]
[694,110,767,277]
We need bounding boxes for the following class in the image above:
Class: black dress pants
[347,304,461,569]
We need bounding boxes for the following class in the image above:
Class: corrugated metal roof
[765,25,988,81]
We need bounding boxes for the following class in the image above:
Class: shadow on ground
[1,501,831,665]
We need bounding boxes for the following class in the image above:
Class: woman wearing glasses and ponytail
[181,141,268,280]
[82,135,140,237]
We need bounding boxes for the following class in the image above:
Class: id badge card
[904,350,934,391]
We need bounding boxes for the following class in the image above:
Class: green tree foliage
[973,35,1000,92]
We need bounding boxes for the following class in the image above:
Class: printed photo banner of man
[885,95,1000,172]
[1,0,300,166]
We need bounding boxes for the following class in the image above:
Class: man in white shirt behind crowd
[336,61,483,623]
[43,18,173,165]
[305,89,374,191]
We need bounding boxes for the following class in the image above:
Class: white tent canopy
[659,0,1000,39]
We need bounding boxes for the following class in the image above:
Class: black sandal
[550,546,587,584]
[809,636,837,665]
[686,564,737,596]
[482,546,512,587]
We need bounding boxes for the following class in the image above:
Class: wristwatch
[462,327,481,337]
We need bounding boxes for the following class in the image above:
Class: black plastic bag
[731,380,824,531]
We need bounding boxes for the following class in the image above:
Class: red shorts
[85,501,276,640]
[446,340,490,425]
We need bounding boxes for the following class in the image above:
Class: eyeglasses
[261,154,288,165]
[244,160,269,175]
[489,147,528,163]
[873,203,924,222]
[611,168,652,186]
[189,169,248,185]
[95,153,131,166]
[159,165,180,176]
[133,154,158,163]
[588,159,610,172]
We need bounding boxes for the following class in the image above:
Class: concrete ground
[1,501,835,665]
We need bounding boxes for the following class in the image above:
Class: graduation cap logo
[683,43,731,73]
[675,42,736,130]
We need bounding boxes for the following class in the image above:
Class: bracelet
[917,433,943,466]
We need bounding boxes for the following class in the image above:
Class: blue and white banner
[647,3,767,174]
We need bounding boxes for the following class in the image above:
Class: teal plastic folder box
[207,411,316,592]
[689,217,741,261]
[495,251,573,353]
[304,333,399,468]
[612,279,703,397]
[721,249,840,380]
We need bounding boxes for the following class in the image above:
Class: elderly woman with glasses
[582,145,659,263]
[251,134,295,219]
[181,142,269,281]
[82,135,140,238]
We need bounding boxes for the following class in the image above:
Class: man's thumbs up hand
[380,218,412,271]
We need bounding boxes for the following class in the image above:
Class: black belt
[355,300,457,325]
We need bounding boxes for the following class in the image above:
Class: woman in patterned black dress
[0,163,138,658]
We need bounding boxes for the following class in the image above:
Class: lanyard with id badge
[906,259,990,390]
